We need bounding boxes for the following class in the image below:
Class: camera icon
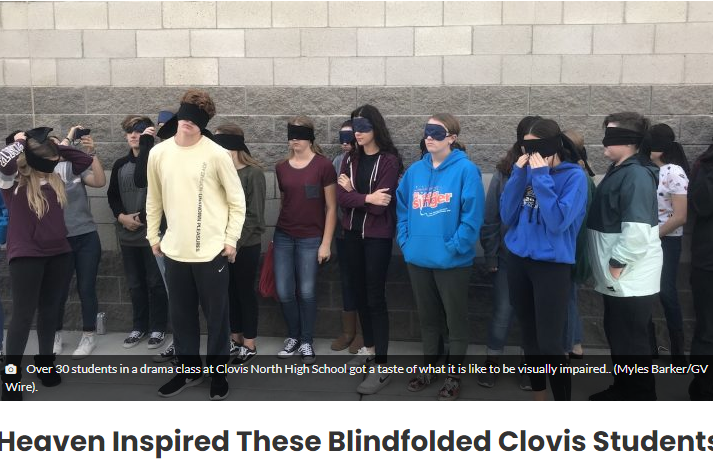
[5,364,17,375]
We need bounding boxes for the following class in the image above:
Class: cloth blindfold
[125,121,150,134]
[602,127,643,147]
[522,136,561,157]
[423,124,449,141]
[157,111,175,125]
[649,133,675,153]
[287,124,315,142]
[351,117,373,133]
[176,102,210,130]
[213,133,251,155]
[339,130,354,144]
[24,127,59,173]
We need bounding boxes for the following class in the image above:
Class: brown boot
[349,315,364,354]
[331,311,357,351]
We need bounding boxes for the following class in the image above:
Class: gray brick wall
[1,1,711,345]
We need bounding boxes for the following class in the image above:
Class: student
[53,125,106,359]
[0,128,92,401]
[688,142,713,400]
[587,112,662,401]
[562,130,597,360]
[147,89,245,400]
[212,124,266,365]
[478,115,540,390]
[108,116,168,350]
[274,116,337,364]
[337,105,401,395]
[397,113,484,400]
[500,118,588,401]
[331,120,361,354]
[642,123,689,366]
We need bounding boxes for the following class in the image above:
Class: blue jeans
[58,231,102,332]
[273,228,321,344]
[660,236,683,332]
[485,254,519,356]
[563,283,583,353]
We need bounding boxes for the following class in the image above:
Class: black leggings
[228,243,261,339]
[507,253,571,400]
[344,230,392,364]
[7,253,73,357]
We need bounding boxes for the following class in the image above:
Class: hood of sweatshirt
[396,148,485,269]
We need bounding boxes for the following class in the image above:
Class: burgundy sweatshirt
[0,141,93,262]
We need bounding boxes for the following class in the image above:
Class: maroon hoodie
[0,141,93,262]
[337,150,400,239]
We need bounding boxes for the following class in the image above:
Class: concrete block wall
[1,2,712,346]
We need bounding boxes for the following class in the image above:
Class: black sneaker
[232,346,257,365]
[147,332,166,350]
[123,330,146,349]
[589,385,624,401]
[158,374,204,398]
[229,340,243,357]
[477,359,498,388]
[277,338,299,358]
[153,342,175,363]
[210,375,229,401]
[298,342,316,364]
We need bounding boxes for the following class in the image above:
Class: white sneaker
[53,332,63,355]
[72,333,96,360]
[357,371,391,395]
[347,347,375,367]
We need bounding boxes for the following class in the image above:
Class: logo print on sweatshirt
[522,186,539,209]
[412,188,453,217]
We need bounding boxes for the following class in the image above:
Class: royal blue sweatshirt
[500,161,587,264]
[396,149,484,269]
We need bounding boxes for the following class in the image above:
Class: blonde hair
[16,154,66,219]
[214,123,264,169]
[285,116,324,161]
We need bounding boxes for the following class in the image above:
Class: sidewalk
[6,330,693,401]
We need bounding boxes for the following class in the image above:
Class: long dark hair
[351,104,399,157]
[642,123,690,176]
[350,104,402,174]
[527,118,581,164]
[496,115,541,176]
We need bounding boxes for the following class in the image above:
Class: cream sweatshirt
[146,136,246,262]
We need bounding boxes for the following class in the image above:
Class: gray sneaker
[357,372,391,395]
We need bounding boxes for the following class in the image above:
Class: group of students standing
[1,86,711,401]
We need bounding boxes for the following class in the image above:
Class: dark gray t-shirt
[55,161,97,237]
[116,161,149,247]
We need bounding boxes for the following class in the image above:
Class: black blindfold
[213,133,251,155]
[602,127,643,147]
[287,124,315,142]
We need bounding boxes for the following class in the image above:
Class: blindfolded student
[337,105,402,395]
[147,89,246,401]
[330,120,362,354]
[396,113,484,401]
[108,116,169,352]
[587,112,662,401]
[52,125,106,359]
[0,128,93,401]
[274,117,336,365]
[213,124,266,366]
[500,118,588,402]
[641,123,689,367]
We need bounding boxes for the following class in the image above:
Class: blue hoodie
[396,149,485,269]
[500,161,587,264]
